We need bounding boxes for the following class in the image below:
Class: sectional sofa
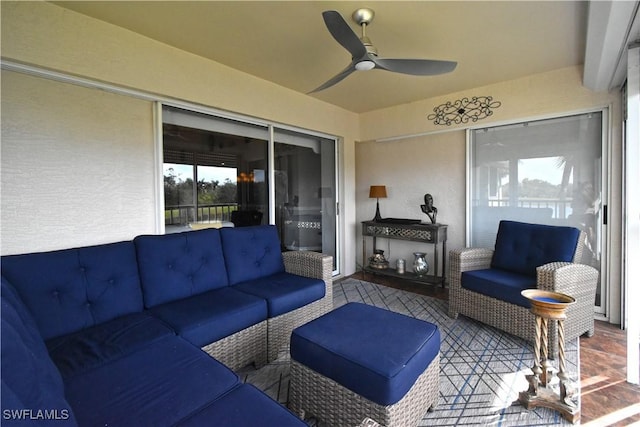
[1,225,332,426]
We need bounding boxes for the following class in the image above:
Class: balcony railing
[165,203,237,225]
[480,198,574,219]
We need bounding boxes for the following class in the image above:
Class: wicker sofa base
[201,320,268,370]
[267,296,332,362]
[289,354,439,427]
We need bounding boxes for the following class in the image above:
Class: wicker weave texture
[201,251,332,368]
[269,251,333,362]
[201,320,267,370]
[289,355,439,427]
[267,297,332,362]
[448,230,599,355]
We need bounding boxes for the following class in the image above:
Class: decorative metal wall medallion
[427,96,502,126]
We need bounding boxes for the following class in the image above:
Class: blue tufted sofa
[1,225,332,426]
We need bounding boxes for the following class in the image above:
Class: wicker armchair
[448,221,599,356]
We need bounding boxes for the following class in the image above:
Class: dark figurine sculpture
[420,193,438,224]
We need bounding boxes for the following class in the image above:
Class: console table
[361,221,448,287]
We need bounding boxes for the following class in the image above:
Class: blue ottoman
[289,302,440,426]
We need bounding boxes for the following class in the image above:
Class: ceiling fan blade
[322,10,367,59]
[308,62,357,93]
[372,57,457,76]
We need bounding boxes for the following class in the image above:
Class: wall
[0,1,358,276]
[358,66,623,322]
[356,131,466,273]
[1,72,156,253]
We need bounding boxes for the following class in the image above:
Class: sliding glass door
[469,111,607,314]
[163,106,269,232]
[274,128,337,267]
[160,104,339,274]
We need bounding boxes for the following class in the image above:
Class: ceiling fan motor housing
[352,8,375,26]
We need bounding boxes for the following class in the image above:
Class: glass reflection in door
[274,128,336,270]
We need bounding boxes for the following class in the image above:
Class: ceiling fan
[310,8,457,93]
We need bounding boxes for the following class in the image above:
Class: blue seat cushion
[64,335,240,427]
[46,312,175,379]
[290,302,440,406]
[232,272,325,317]
[220,225,286,285]
[148,287,267,347]
[174,384,306,427]
[462,268,536,307]
[491,220,580,277]
[134,229,229,308]
[1,241,144,340]
[1,278,78,425]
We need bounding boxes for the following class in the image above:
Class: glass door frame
[153,101,341,276]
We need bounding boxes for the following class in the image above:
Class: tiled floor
[580,321,640,426]
[347,273,640,426]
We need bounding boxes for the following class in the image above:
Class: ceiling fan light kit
[309,8,457,93]
[355,60,376,71]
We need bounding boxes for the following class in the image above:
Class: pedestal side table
[519,289,579,424]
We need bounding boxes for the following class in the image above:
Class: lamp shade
[369,185,387,199]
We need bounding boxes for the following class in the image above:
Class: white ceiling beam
[583,1,639,92]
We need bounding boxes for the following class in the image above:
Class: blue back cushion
[491,220,580,276]
[1,242,143,340]
[220,225,285,285]
[134,229,229,308]
[1,278,78,425]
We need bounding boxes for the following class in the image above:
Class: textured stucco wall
[1,71,156,253]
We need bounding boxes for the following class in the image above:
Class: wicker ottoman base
[289,354,439,427]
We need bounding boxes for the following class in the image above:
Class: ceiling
[52,1,588,113]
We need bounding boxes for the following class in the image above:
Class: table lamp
[369,185,387,222]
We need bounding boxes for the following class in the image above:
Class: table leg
[434,245,439,277]
[362,235,366,280]
[442,240,447,288]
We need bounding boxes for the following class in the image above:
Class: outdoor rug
[237,278,580,426]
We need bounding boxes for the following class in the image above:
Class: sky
[518,157,569,185]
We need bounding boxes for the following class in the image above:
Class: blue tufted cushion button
[52,290,59,297]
